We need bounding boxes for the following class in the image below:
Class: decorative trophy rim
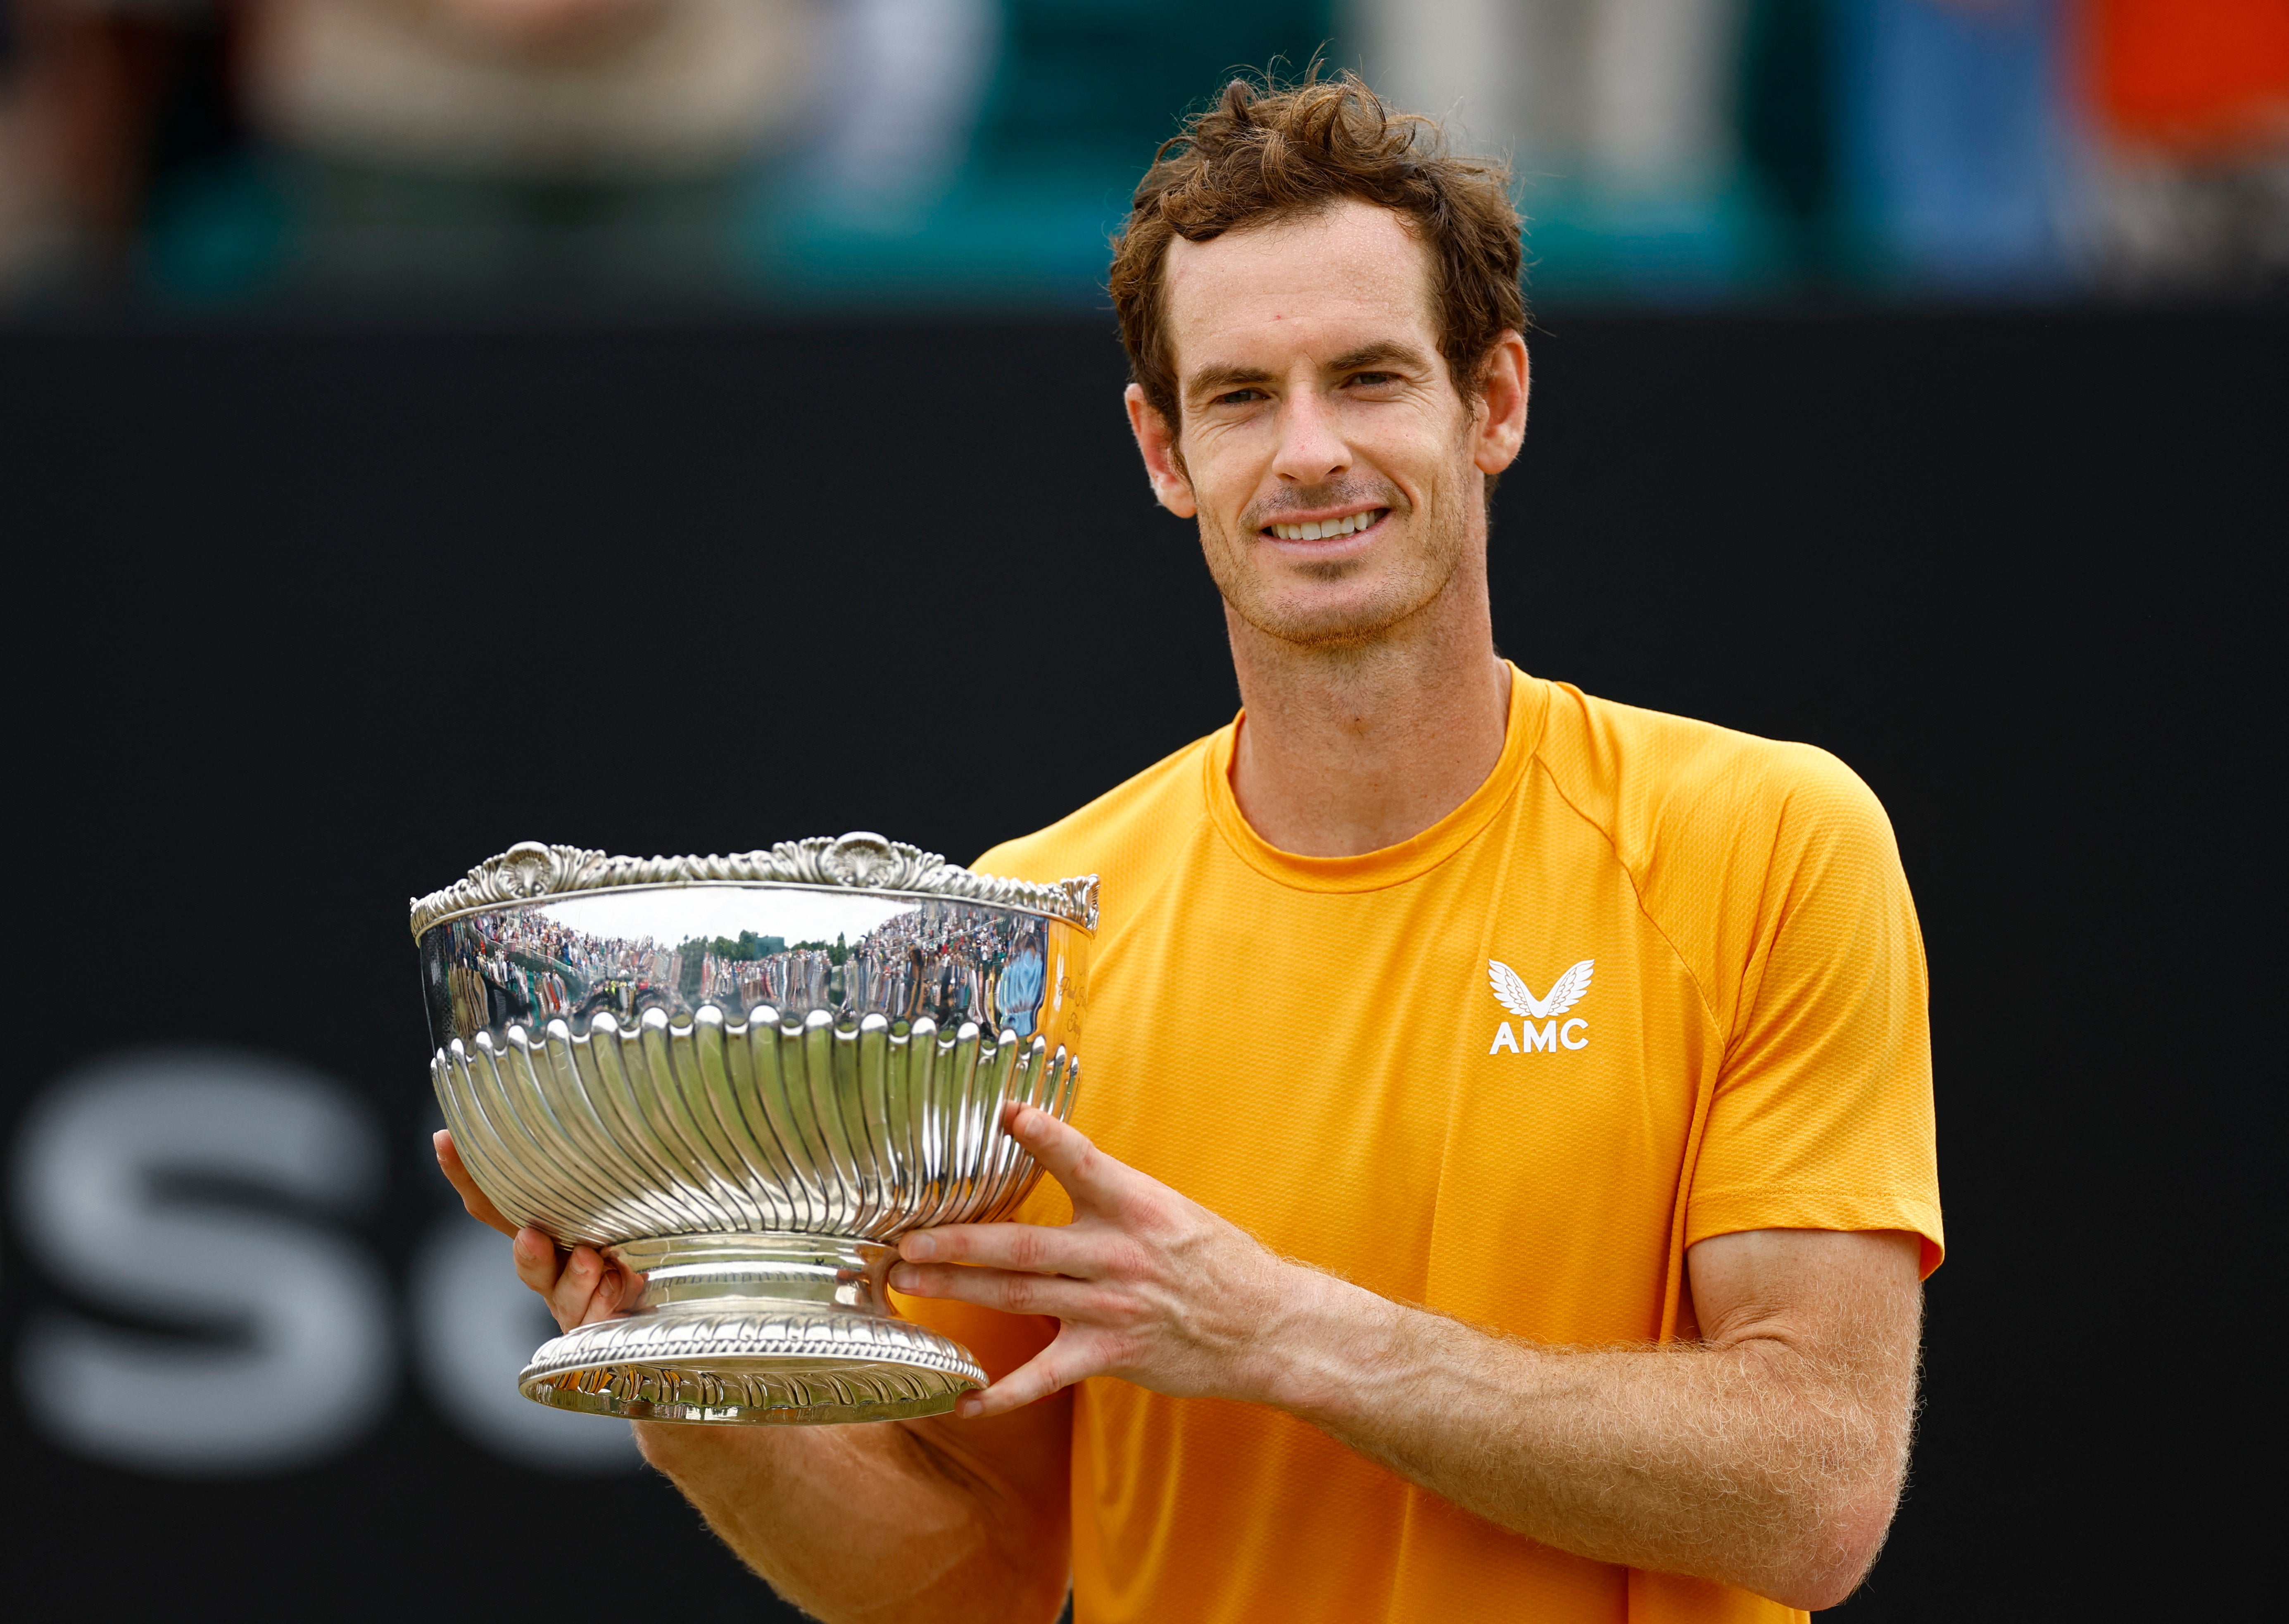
[409,832,1099,940]
[517,1305,988,1425]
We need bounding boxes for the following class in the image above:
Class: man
[440,73,1940,1624]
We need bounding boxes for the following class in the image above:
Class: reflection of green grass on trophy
[663,932,868,1008]
[670,932,830,960]
[685,930,791,962]
[674,930,799,1004]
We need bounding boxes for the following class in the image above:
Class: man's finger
[548,1244,628,1332]
[999,1103,1131,1213]
[433,1130,518,1238]
[889,1260,1103,1320]
[511,1227,563,1297]
[959,1337,1092,1420]
[897,1218,1093,1274]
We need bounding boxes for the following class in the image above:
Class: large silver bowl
[411,833,1095,1424]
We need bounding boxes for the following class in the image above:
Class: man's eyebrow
[1185,364,1276,398]
[1326,341,1429,373]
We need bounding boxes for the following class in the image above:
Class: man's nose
[1271,390,1349,485]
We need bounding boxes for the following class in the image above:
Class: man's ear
[1125,383,1198,518]
[1471,332,1531,477]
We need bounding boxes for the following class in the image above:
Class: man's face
[1128,199,1524,650]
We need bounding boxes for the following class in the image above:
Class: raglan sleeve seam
[1528,751,1728,1047]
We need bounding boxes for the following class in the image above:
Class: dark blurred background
[2,3,2283,1621]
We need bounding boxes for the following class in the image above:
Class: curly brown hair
[1110,70,1525,434]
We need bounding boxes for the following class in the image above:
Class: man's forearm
[635,1413,1070,1624]
[882,1114,1924,1611]
[1254,1243,1920,1610]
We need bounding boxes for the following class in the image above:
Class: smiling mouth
[1262,508,1388,542]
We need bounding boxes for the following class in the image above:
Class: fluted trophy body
[411,834,1096,1424]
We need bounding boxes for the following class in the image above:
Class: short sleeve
[1685,754,1944,1277]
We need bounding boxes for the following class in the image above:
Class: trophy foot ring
[517,1298,988,1425]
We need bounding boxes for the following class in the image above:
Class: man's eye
[1347,372,1400,388]
[1213,388,1267,405]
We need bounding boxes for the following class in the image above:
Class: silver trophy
[410,833,1096,1424]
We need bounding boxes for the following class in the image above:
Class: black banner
[3,311,2277,1618]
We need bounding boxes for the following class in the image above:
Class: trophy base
[516,1232,986,1425]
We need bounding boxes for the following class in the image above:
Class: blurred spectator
[757,1,1330,304]
[803,0,995,221]
[0,0,242,299]
[0,0,816,307]
[1834,0,2086,293]
[245,0,817,305]
[2082,0,2289,292]
[1735,0,1836,279]
[1352,0,1764,296]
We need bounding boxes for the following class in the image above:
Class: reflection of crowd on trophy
[448,912,665,1037]
[837,906,1050,1037]
[444,901,1053,1039]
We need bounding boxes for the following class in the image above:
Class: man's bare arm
[635,1385,1072,1624]
[1275,1227,1920,1610]
[435,1132,1072,1624]
[892,1107,1923,1612]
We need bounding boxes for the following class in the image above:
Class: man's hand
[433,1130,644,1332]
[429,1126,1072,1624]
[888,1102,1300,1418]
[892,1103,1922,1611]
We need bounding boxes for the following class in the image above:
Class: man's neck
[1224,586,1511,860]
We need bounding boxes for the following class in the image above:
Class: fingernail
[889,1264,918,1291]
[903,1234,936,1261]
[956,1395,983,1418]
[513,1232,540,1263]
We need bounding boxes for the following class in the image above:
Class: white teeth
[1270,511,1383,541]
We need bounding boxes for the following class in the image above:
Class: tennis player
[441,71,1941,1624]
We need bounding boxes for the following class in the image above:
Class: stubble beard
[1200,466,1480,654]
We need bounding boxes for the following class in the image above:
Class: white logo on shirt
[1488,958,1593,1053]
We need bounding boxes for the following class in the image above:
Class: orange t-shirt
[914,666,1942,1624]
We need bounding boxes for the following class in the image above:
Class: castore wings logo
[1487,958,1593,1053]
